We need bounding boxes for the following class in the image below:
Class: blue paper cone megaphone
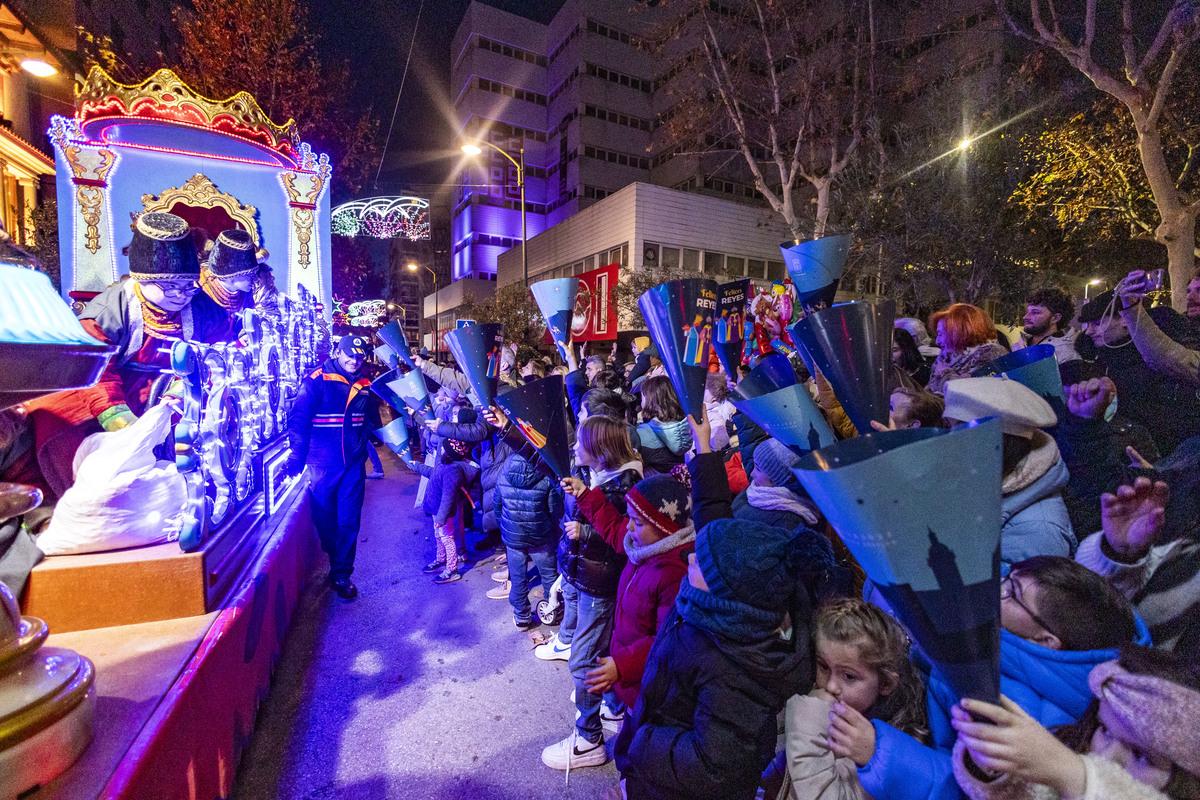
[388,369,434,422]
[791,300,894,434]
[531,278,578,359]
[375,418,412,463]
[731,384,835,454]
[713,279,750,376]
[972,344,1065,405]
[371,368,407,414]
[494,375,572,479]
[638,279,718,420]
[444,322,504,408]
[731,352,796,401]
[781,234,852,311]
[377,319,416,370]
[793,418,1004,704]
[375,344,399,370]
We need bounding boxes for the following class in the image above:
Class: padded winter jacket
[494,453,563,549]
[557,466,638,597]
[1000,436,1076,570]
[413,459,480,526]
[614,610,811,800]
[637,418,693,475]
[287,358,379,471]
[577,486,692,707]
[434,413,511,534]
[858,619,1151,800]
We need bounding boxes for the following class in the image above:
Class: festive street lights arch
[330,196,430,240]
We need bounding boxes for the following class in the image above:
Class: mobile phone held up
[1143,268,1165,292]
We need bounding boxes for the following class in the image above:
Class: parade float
[0,67,333,799]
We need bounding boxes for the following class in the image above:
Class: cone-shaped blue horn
[375,418,412,462]
[713,279,750,376]
[781,234,852,311]
[732,383,835,454]
[444,322,504,408]
[731,352,796,401]
[791,300,894,434]
[495,374,572,479]
[971,344,1064,404]
[377,319,416,369]
[388,369,434,423]
[371,368,407,414]
[374,344,399,370]
[638,278,718,420]
[531,278,578,359]
[794,418,1004,704]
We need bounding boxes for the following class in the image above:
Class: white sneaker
[535,633,571,662]
[486,581,510,599]
[541,731,608,770]
[491,570,509,583]
[601,703,624,736]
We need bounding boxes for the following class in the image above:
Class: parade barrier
[794,419,1003,705]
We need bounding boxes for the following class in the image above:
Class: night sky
[307,0,564,194]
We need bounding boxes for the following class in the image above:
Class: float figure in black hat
[20,211,233,497]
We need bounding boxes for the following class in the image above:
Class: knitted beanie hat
[695,518,801,613]
[442,438,472,462]
[754,439,801,487]
[626,474,692,535]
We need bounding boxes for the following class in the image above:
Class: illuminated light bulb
[21,59,56,77]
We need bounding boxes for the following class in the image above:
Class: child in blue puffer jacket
[859,556,1149,800]
[412,437,479,584]
[494,451,563,630]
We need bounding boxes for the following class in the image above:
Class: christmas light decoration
[330,196,430,240]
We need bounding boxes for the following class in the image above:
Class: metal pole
[519,146,528,287]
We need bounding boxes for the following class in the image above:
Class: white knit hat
[942,377,1056,438]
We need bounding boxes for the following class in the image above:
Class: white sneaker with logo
[534,632,571,662]
[541,731,608,771]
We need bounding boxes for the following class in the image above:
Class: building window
[703,252,724,273]
[661,247,681,269]
[726,256,745,277]
[683,249,700,271]
[767,260,787,281]
[747,259,765,279]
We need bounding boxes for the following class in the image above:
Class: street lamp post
[1085,278,1103,301]
[461,140,528,287]
[408,261,437,362]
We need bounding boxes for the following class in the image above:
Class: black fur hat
[206,229,258,278]
[128,212,201,280]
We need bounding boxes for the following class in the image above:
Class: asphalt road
[233,450,621,799]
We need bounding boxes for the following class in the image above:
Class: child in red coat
[562,472,695,708]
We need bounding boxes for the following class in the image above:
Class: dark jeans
[308,462,365,581]
[566,585,625,742]
[506,541,558,623]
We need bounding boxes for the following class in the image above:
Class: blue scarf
[675,581,784,645]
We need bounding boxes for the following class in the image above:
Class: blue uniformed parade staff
[287,334,380,599]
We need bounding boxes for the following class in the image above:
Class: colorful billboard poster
[571,263,618,342]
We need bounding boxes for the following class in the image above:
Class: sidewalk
[233,451,620,799]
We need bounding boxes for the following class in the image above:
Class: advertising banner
[713,278,749,375]
[571,263,618,342]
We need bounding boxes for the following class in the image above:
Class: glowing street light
[461,139,528,286]
[1085,278,1104,301]
[958,137,973,150]
[20,59,56,78]
[408,261,438,362]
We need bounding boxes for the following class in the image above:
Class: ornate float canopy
[331,196,430,240]
[74,67,301,168]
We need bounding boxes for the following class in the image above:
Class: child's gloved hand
[828,701,876,767]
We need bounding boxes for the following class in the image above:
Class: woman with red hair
[926,303,1008,394]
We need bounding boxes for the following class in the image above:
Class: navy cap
[337,335,367,358]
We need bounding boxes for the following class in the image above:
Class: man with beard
[1020,287,1080,365]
